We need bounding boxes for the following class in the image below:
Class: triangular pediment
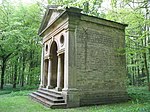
[38,5,64,35]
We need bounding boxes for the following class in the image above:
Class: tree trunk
[29,50,34,85]
[17,57,21,85]
[11,64,14,84]
[144,0,150,91]
[143,53,150,91]
[27,49,35,86]
[143,52,149,82]
[0,59,6,89]
[13,62,17,88]
[131,57,135,85]
[21,53,25,87]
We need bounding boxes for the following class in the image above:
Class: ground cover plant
[0,86,150,112]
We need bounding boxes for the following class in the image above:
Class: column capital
[57,48,65,56]
[48,55,52,60]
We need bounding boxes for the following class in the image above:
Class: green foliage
[0,0,149,90]
[106,0,150,86]
[47,0,104,17]
[0,84,38,95]
[0,0,107,89]
[0,0,42,89]
[128,86,150,103]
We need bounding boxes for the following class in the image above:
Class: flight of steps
[29,88,66,109]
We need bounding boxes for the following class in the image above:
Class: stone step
[32,91,65,103]
[29,93,66,109]
[40,88,62,95]
[37,90,63,99]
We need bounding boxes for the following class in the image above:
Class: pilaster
[39,45,44,88]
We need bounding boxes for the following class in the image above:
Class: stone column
[56,55,62,91]
[46,56,53,89]
[39,46,44,88]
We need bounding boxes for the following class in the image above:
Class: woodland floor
[0,86,150,112]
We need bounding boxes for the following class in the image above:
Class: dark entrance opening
[50,41,58,88]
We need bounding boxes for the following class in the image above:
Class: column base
[55,87,62,91]
[62,88,80,108]
[46,85,53,89]
[39,84,44,89]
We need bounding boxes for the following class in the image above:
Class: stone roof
[38,5,127,36]
[38,5,65,35]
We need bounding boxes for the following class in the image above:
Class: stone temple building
[30,5,128,108]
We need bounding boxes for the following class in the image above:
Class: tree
[106,0,150,89]
[0,0,42,89]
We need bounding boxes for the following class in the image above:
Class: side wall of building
[75,16,128,106]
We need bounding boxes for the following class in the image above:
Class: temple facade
[30,5,128,108]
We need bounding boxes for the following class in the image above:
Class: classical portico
[30,5,128,108]
[40,39,65,91]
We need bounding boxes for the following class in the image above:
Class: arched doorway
[50,41,58,88]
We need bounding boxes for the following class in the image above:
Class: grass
[0,86,150,112]
[0,84,38,95]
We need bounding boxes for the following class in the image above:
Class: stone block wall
[74,16,128,106]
